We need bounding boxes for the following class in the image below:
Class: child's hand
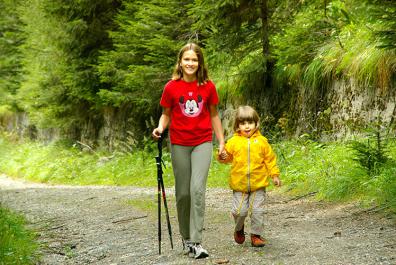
[218,150,228,161]
[272,176,281,187]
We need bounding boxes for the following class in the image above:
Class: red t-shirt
[160,79,219,146]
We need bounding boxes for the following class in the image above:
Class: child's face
[238,120,257,137]
[180,50,199,81]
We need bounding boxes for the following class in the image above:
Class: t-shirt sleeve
[160,82,172,108]
[207,81,219,105]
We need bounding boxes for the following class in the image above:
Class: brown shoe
[234,226,245,244]
[251,234,266,247]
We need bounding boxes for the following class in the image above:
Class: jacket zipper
[247,137,251,192]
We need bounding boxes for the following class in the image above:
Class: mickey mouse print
[179,93,203,117]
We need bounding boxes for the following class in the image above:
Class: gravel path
[0,174,395,265]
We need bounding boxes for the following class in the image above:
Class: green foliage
[1,0,394,148]
[275,137,396,213]
[365,159,396,211]
[2,134,395,213]
[348,125,390,177]
[0,133,229,188]
[190,0,274,110]
[370,0,396,50]
[0,205,40,265]
[0,0,24,110]
[0,105,14,130]
[17,0,119,130]
[273,0,396,92]
[208,158,230,188]
[0,134,174,186]
[97,0,194,126]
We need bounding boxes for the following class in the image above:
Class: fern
[349,125,389,177]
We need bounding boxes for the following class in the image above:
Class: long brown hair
[172,43,209,85]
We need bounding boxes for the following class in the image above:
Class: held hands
[218,150,228,161]
[217,143,228,161]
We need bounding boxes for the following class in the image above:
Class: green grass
[0,205,40,265]
[0,135,175,187]
[0,134,229,188]
[275,138,396,212]
[0,133,395,214]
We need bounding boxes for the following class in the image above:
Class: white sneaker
[189,243,209,259]
[182,240,193,255]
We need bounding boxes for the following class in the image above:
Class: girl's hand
[272,176,281,187]
[218,150,228,160]
[152,127,163,140]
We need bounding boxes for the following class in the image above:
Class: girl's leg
[232,191,249,231]
[189,142,212,243]
[171,144,193,240]
[249,189,266,235]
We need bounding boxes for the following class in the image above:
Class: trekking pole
[156,143,162,255]
[155,132,173,255]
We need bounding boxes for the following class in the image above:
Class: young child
[218,105,281,247]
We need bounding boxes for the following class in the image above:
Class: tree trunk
[260,0,269,60]
[259,0,272,89]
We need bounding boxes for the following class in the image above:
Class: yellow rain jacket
[223,130,280,193]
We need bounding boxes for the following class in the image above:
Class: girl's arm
[209,104,225,155]
[152,107,171,139]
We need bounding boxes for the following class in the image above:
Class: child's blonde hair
[233,105,260,132]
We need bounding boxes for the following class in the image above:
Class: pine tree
[97,0,194,128]
[0,0,24,110]
[18,0,120,139]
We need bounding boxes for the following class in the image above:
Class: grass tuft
[0,205,40,264]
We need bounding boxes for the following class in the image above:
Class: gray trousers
[232,189,266,235]
[170,142,212,243]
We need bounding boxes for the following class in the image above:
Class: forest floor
[0,174,395,265]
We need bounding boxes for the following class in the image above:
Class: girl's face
[238,120,257,137]
[180,50,199,81]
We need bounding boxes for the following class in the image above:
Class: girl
[218,105,281,247]
[152,43,225,259]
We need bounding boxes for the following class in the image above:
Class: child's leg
[231,191,249,231]
[249,189,266,235]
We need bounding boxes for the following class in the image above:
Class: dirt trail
[0,174,395,265]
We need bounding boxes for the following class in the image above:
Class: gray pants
[232,189,266,235]
[170,142,213,243]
